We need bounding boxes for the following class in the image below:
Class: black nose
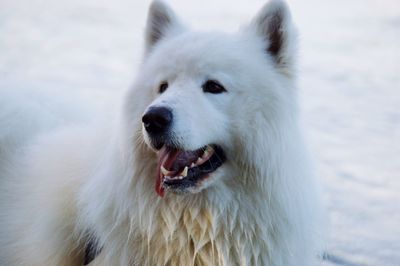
[142,107,173,135]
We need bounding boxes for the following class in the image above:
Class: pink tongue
[156,147,180,197]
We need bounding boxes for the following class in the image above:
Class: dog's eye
[202,80,227,94]
[158,82,168,94]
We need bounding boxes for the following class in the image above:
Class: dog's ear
[145,1,184,53]
[248,0,297,76]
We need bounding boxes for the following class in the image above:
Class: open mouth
[155,144,226,196]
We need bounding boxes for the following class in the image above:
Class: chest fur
[133,206,264,266]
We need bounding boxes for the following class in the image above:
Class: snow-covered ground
[1,0,399,265]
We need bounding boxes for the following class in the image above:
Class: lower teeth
[165,175,184,181]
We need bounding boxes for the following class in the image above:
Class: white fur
[0,1,323,265]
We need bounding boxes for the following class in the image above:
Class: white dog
[0,1,323,265]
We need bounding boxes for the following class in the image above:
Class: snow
[0,0,399,265]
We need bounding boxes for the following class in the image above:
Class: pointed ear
[145,1,184,52]
[248,0,297,76]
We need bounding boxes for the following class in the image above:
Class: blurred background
[0,0,399,265]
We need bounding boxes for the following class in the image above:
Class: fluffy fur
[0,1,323,265]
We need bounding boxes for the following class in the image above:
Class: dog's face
[135,0,296,196]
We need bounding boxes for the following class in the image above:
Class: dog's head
[130,0,297,197]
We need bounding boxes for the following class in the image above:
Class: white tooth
[196,157,202,164]
[190,162,196,168]
[178,176,183,180]
[161,166,170,176]
[180,166,188,177]
[202,150,209,159]
[164,176,171,180]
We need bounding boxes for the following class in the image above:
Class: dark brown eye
[159,82,168,93]
[202,80,227,94]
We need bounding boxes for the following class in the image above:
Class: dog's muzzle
[142,106,227,197]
